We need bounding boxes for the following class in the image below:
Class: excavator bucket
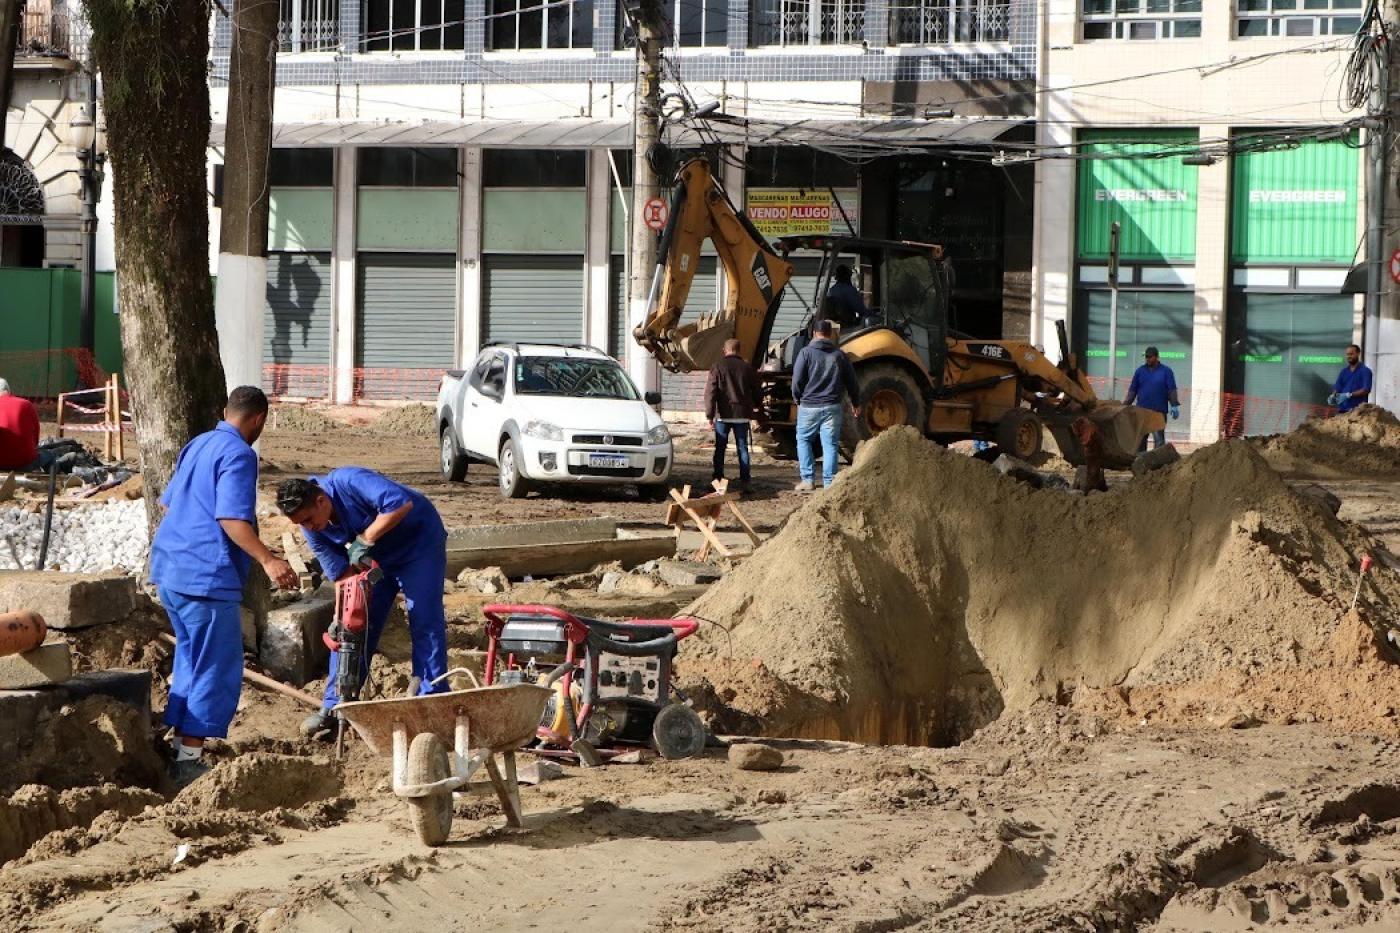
[1044,402,1167,470]
[675,318,736,373]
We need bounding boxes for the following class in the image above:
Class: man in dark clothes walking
[704,338,763,491]
[792,319,861,492]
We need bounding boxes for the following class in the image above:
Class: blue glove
[1327,392,1342,407]
[347,537,374,567]
[1169,405,1180,421]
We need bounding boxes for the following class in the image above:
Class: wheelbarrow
[334,663,571,845]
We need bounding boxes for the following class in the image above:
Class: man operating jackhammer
[276,468,450,740]
[150,387,300,788]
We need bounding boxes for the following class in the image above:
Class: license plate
[588,454,630,469]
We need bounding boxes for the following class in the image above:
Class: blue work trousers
[713,421,752,482]
[160,586,244,739]
[797,403,844,485]
[322,544,449,710]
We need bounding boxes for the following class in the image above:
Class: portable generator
[481,603,706,761]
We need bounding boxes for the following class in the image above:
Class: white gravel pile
[0,500,149,573]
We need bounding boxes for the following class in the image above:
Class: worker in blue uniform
[1124,346,1180,451]
[1328,344,1373,414]
[150,387,300,787]
[276,468,449,739]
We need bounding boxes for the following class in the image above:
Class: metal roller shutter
[264,252,332,398]
[659,257,717,412]
[483,255,585,346]
[1225,293,1353,434]
[356,252,457,399]
[609,256,627,360]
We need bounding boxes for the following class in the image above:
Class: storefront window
[1081,0,1202,40]
[1236,0,1363,38]
[358,148,458,187]
[483,149,587,187]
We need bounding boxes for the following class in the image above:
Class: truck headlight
[524,421,563,441]
[646,424,671,446]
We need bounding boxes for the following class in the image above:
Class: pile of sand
[0,696,164,796]
[369,403,437,438]
[1256,404,1400,478]
[267,405,343,433]
[680,427,1400,745]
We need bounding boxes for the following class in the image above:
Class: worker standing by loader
[792,319,861,492]
[150,387,300,787]
[705,338,763,491]
[276,469,449,740]
[1124,347,1179,451]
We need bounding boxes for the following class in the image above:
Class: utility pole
[0,0,19,145]
[1373,0,1400,409]
[215,0,279,394]
[625,0,663,394]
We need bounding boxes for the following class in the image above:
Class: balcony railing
[16,7,72,58]
[278,0,340,52]
[750,0,867,47]
[890,0,1010,45]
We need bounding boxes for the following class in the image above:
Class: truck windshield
[514,357,640,400]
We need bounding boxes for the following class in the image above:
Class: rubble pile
[680,427,1400,745]
[1256,404,1400,477]
[0,500,148,573]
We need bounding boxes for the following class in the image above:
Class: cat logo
[750,253,774,305]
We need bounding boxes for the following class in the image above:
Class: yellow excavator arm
[633,158,794,373]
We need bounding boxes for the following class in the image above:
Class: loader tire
[995,409,1044,461]
[842,362,928,457]
[404,732,453,846]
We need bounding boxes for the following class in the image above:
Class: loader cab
[773,235,951,377]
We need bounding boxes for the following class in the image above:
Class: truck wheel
[404,732,453,846]
[440,427,468,482]
[842,362,928,455]
[498,437,531,499]
[995,409,1044,460]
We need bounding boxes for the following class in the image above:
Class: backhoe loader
[633,158,1163,467]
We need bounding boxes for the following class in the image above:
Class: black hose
[36,459,57,571]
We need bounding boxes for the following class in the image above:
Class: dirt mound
[681,427,1400,745]
[175,753,342,812]
[369,403,437,438]
[0,784,161,866]
[1256,404,1400,478]
[268,405,343,433]
[0,696,164,796]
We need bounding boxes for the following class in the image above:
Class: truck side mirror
[644,391,662,406]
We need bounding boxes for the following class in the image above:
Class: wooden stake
[114,372,125,461]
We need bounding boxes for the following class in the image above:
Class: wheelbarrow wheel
[405,732,453,846]
[652,703,707,760]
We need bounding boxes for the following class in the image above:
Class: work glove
[347,536,374,568]
[1169,405,1180,421]
[1327,392,1342,407]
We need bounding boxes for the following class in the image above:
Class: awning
[209,117,1028,151]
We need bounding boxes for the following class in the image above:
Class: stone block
[259,589,335,686]
[240,607,257,653]
[0,669,152,764]
[59,670,153,723]
[0,642,73,688]
[0,571,137,631]
[655,560,723,588]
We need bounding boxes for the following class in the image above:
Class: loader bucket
[674,318,735,372]
[1044,403,1167,470]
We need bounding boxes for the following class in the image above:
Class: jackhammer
[323,561,382,757]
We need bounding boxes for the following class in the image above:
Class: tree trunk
[215,0,278,391]
[86,0,226,528]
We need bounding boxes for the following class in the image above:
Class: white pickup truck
[436,343,674,499]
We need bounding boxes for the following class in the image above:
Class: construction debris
[446,518,676,578]
[1257,404,1400,477]
[728,742,784,771]
[1131,443,1181,475]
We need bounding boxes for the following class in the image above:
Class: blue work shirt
[1126,363,1178,414]
[150,421,258,601]
[1334,363,1373,413]
[300,468,445,581]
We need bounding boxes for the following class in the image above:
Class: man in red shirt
[0,378,42,470]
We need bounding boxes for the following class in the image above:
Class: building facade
[207,0,1038,404]
[1034,0,1367,442]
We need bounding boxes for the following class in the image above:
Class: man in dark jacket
[824,265,867,328]
[705,338,763,490]
[791,319,861,492]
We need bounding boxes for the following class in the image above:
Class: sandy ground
[12,410,1400,930]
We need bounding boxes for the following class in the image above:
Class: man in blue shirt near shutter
[1328,344,1373,413]
[150,387,300,787]
[276,468,449,739]
[1124,346,1180,451]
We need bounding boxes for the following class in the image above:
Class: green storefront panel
[1230,136,1360,265]
[1225,292,1353,433]
[1077,130,1199,262]
[1076,289,1194,432]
